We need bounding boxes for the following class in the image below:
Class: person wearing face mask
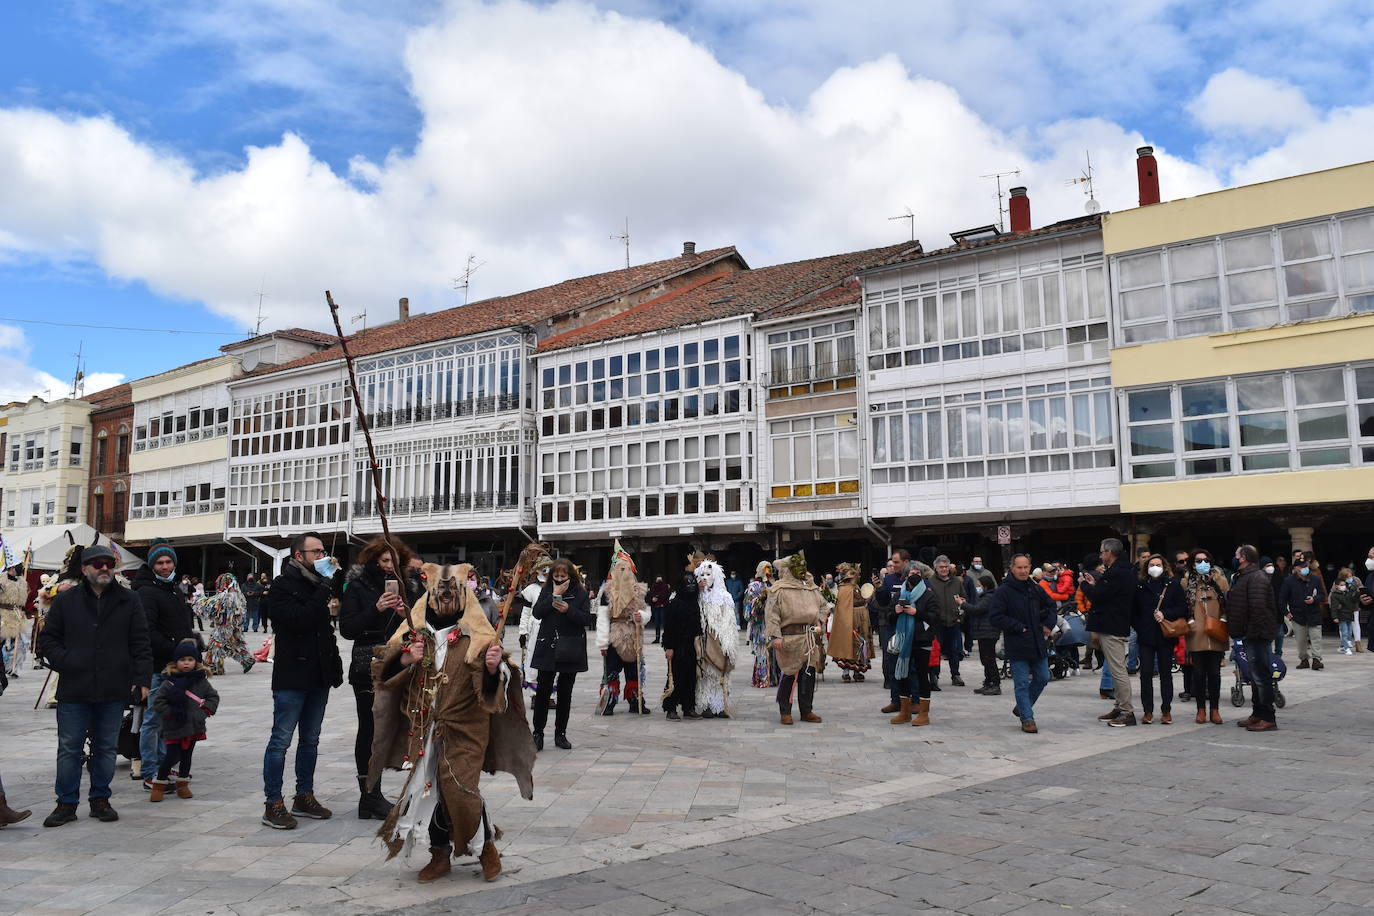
[1080,538,1137,726]
[1329,567,1361,655]
[1131,555,1186,725]
[130,539,195,787]
[1279,558,1326,670]
[1359,548,1374,651]
[259,532,345,830]
[1183,549,1230,724]
[965,563,1003,694]
[530,558,591,750]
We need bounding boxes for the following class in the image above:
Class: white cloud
[0,324,124,404]
[1188,67,1318,136]
[0,0,1367,339]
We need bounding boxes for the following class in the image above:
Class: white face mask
[1147,565,1163,578]
[1366,558,1374,572]
[1264,565,1275,575]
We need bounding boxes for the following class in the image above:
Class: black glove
[519,634,527,649]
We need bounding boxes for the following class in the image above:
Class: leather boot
[149,779,167,803]
[880,700,901,714]
[175,778,193,799]
[889,697,912,724]
[358,776,394,820]
[0,795,31,825]
[912,698,931,727]
[779,706,793,725]
[418,845,452,883]
[480,840,502,881]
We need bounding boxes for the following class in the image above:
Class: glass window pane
[1342,251,1374,292]
[1240,411,1288,447]
[1122,287,1166,321]
[903,299,920,346]
[794,435,812,479]
[1342,213,1374,253]
[1086,267,1106,318]
[1297,406,1347,442]
[926,412,943,459]
[961,289,978,337]
[1006,402,1024,452]
[1119,253,1163,288]
[1021,278,1042,329]
[886,301,901,348]
[1285,260,1334,298]
[947,408,964,458]
[1000,281,1019,331]
[1132,461,1174,480]
[907,413,925,461]
[816,434,836,477]
[871,418,887,463]
[1042,274,1061,325]
[979,289,999,335]
[1293,368,1343,405]
[1170,242,1217,282]
[868,306,883,350]
[1281,224,1331,261]
[1242,452,1289,471]
[889,416,905,462]
[1225,233,1273,271]
[1184,418,1229,451]
[1230,305,1280,329]
[1122,323,1167,344]
[966,407,983,456]
[1063,270,1084,322]
[838,429,859,476]
[1094,392,1112,446]
[987,404,1005,454]
[1130,424,1173,457]
[1357,366,1374,401]
[1299,447,1348,467]
[1186,456,1232,476]
[1072,395,1092,447]
[772,437,790,478]
[1236,375,1284,411]
[1128,389,1171,423]
[922,296,939,343]
[1227,269,1276,307]
[1048,398,1067,449]
[1181,381,1227,417]
[1173,277,1220,314]
[942,292,959,340]
[1029,400,1047,451]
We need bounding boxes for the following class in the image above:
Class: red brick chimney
[1008,186,1031,233]
[1136,146,1160,206]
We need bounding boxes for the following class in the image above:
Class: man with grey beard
[38,544,152,827]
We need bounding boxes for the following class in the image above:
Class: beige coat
[1184,570,1229,654]
[826,581,870,663]
[764,567,828,675]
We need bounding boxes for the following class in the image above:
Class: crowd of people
[2,529,1370,884]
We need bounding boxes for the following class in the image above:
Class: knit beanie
[173,638,202,665]
[147,539,178,568]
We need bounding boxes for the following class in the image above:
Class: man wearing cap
[131,539,194,786]
[38,544,152,827]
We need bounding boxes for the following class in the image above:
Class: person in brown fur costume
[827,563,872,683]
[596,542,650,716]
[766,551,829,725]
[369,562,535,884]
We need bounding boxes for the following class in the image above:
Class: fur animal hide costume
[595,548,649,713]
[693,559,739,715]
[826,563,872,673]
[765,553,828,675]
[369,563,535,872]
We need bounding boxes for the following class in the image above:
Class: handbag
[1203,615,1229,643]
[1152,586,1189,638]
[553,623,587,669]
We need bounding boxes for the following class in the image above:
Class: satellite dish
[1085,198,1101,215]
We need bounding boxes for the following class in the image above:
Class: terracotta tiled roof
[537,242,921,352]
[864,214,1102,275]
[84,383,132,410]
[222,327,338,352]
[245,246,744,378]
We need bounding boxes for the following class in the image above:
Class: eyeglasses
[87,560,116,571]
[300,548,326,557]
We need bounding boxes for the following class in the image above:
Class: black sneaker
[88,798,119,822]
[43,803,78,828]
[665,710,681,721]
[290,793,333,820]
[951,676,965,687]
[1108,713,1138,728]
[533,731,545,750]
[554,733,572,750]
[262,800,297,830]
[683,710,701,719]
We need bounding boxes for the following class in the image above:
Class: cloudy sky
[2,0,1372,400]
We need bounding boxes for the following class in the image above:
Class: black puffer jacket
[1081,557,1136,638]
[531,579,592,673]
[1229,563,1278,641]
[131,565,196,670]
[39,580,152,703]
[265,560,344,691]
[339,563,405,647]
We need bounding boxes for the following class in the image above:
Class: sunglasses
[87,560,116,571]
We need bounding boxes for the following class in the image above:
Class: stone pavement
[2,630,1371,915]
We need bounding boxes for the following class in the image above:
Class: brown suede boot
[912,698,931,727]
[779,708,793,725]
[0,795,31,825]
[889,697,912,724]
[175,779,193,799]
[880,701,901,714]
[480,840,502,881]
[418,845,452,883]
[149,780,167,803]
[800,712,822,723]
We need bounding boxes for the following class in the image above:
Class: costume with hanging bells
[765,552,828,724]
[199,574,254,675]
[693,559,740,717]
[596,542,650,716]
[746,560,777,688]
[826,563,872,682]
[369,563,535,884]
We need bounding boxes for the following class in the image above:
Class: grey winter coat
[152,667,221,740]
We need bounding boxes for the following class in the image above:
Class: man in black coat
[988,554,1056,733]
[1230,545,1280,732]
[1279,562,1326,670]
[661,562,702,720]
[260,532,344,830]
[131,540,193,784]
[38,544,152,827]
[1080,537,1137,726]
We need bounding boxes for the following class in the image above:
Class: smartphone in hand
[384,580,400,596]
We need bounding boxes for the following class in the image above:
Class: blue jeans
[1010,657,1050,723]
[1339,620,1353,650]
[56,700,125,804]
[263,687,330,802]
[140,672,168,775]
[246,605,262,631]
[1274,627,1285,656]
[1100,660,1113,691]
[1126,629,1139,669]
[1243,637,1275,723]
[935,625,963,676]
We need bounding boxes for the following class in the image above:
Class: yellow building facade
[1103,159,1374,556]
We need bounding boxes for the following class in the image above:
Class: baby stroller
[1229,639,1287,709]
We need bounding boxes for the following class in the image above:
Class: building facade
[86,384,133,539]
[2,395,95,537]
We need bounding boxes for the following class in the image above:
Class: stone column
[1288,526,1315,556]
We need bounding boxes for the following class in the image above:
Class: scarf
[163,670,203,731]
[892,578,927,679]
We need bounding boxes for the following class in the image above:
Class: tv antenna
[1066,150,1100,214]
[253,274,269,335]
[980,168,1022,231]
[70,342,86,399]
[453,254,486,305]
[351,310,367,333]
[610,218,630,268]
[888,207,915,241]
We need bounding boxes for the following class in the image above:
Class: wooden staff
[325,291,401,576]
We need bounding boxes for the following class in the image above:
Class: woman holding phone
[340,535,413,820]
[530,558,592,750]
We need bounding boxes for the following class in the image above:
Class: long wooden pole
[325,291,400,573]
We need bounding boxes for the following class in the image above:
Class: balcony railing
[761,359,857,387]
[353,490,518,518]
[365,394,520,430]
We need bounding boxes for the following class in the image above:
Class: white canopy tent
[0,523,143,572]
